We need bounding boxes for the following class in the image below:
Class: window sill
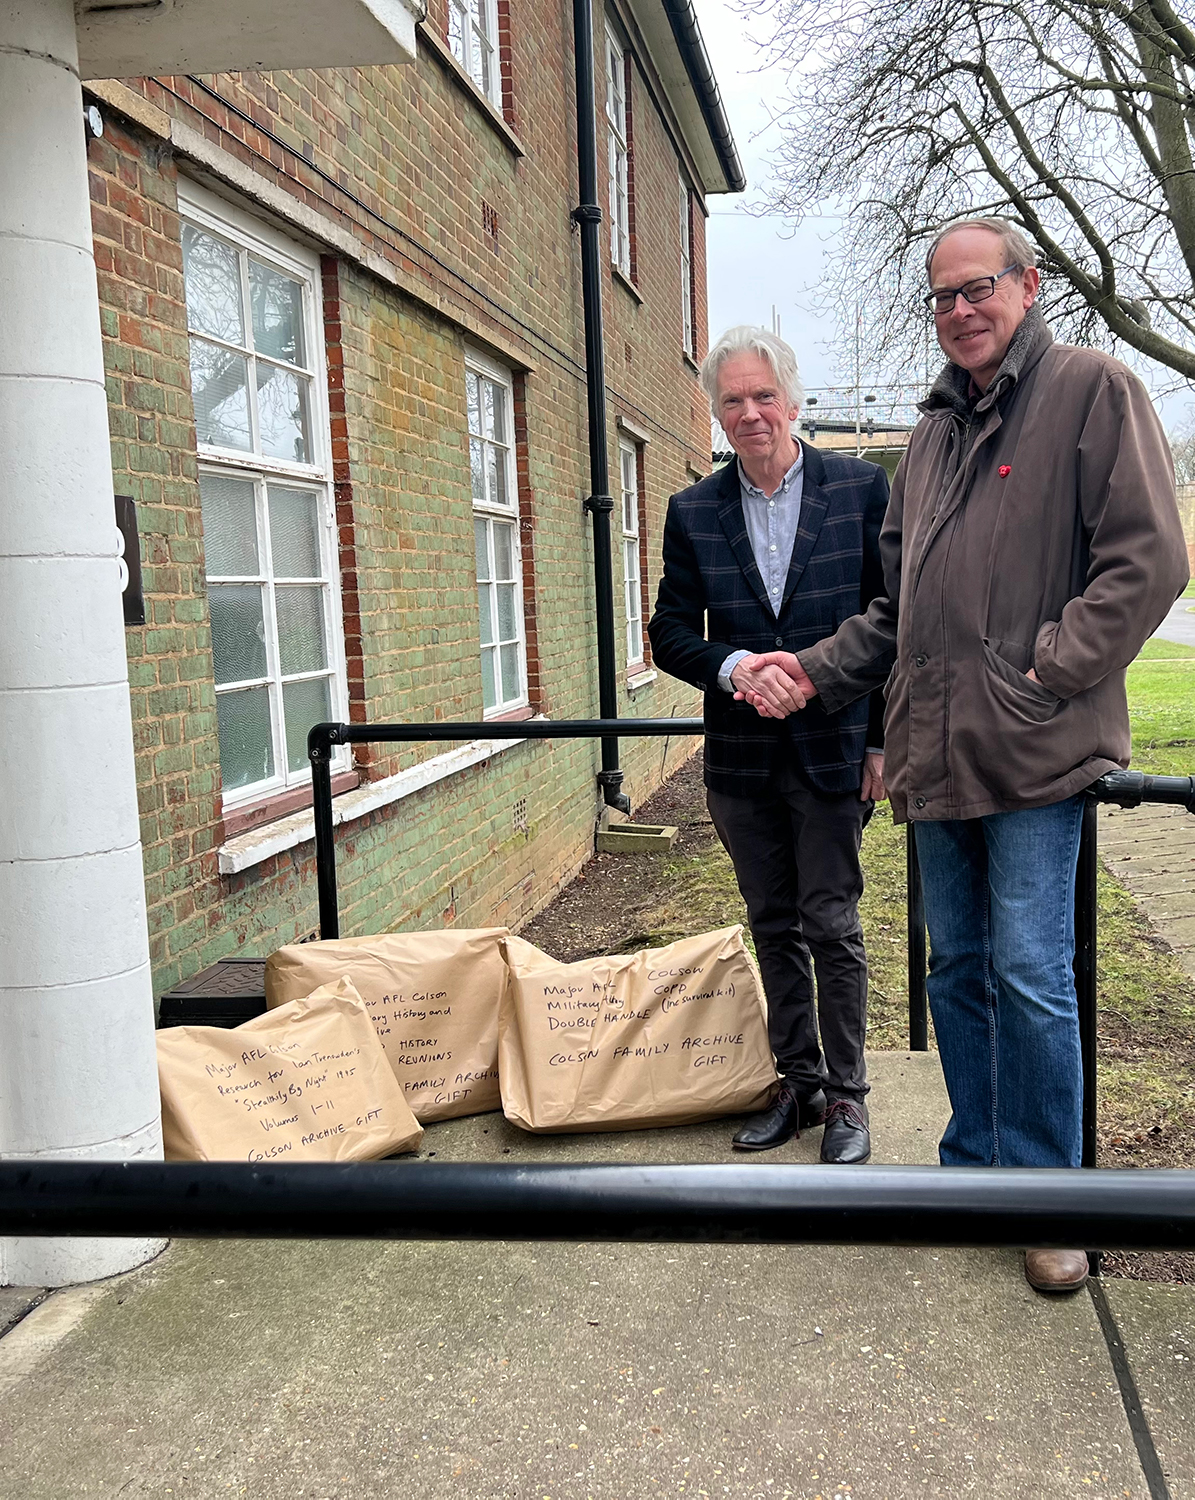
[626,667,657,691]
[485,703,536,723]
[222,770,359,840]
[682,351,700,374]
[611,265,643,304]
[418,23,527,159]
[217,727,541,875]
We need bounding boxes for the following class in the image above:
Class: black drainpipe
[571,0,632,815]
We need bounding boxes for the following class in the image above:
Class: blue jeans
[914,795,1086,1168]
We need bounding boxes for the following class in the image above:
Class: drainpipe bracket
[571,203,603,225]
[584,493,615,515]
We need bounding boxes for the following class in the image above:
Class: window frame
[680,175,696,359]
[467,348,528,718]
[448,0,502,109]
[605,25,631,278]
[179,180,350,810]
[619,437,644,668]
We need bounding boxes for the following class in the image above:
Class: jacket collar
[714,440,830,614]
[715,457,770,610]
[921,304,1053,419]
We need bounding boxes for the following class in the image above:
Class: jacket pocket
[982,639,1062,723]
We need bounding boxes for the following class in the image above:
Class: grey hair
[925,217,1038,280]
[700,325,805,412]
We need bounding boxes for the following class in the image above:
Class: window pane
[500,642,520,702]
[466,371,481,435]
[487,444,508,507]
[470,437,485,504]
[190,338,251,451]
[249,259,306,366]
[448,0,465,59]
[497,582,518,641]
[481,378,496,439]
[628,618,642,662]
[199,473,259,576]
[489,381,507,444]
[478,36,493,99]
[282,675,332,773]
[276,585,328,676]
[182,225,244,345]
[625,537,640,589]
[256,363,311,463]
[481,645,498,711]
[475,517,491,580]
[208,584,268,684]
[269,486,321,577]
[469,34,487,94]
[493,521,514,580]
[478,581,495,645]
[216,685,274,791]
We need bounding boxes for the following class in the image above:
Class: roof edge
[659,0,746,194]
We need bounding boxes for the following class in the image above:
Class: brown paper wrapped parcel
[265,929,508,1121]
[156,977,423,1162]
[499,926,778,1132]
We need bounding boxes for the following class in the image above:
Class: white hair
[700,325,806,413]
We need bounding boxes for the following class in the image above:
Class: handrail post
[906,825,928,1050]
[1075,794,1099,1171]
[309,723,340,940]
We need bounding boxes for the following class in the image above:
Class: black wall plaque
[114,493,145,626]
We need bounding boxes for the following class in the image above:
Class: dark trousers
[707,765,870,1100]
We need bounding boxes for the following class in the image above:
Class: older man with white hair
[648,327,890,1163]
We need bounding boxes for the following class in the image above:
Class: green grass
[1126,652,1195,775]
[1135,636,1195,660]
[1183,579,1195,600]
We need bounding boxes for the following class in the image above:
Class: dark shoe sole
[1025,1269,1089,1293]
[732,1134,796,1153]
[820,1149,872,1165]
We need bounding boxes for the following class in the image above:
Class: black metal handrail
[1,730,1191,1250]
[4,1160,1195,1248]
[310,718,1193,1176]
[307,717,702,941]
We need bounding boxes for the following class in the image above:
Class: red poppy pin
[998,465,1012,477]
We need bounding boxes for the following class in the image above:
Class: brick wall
[86,1,718,997]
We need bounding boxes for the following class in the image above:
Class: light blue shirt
[717,451,804,692]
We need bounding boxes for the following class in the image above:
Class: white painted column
[0,0,164,1285]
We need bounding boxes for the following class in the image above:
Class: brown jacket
[800,310,1190,822]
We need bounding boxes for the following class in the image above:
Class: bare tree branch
[751,0,1195,383]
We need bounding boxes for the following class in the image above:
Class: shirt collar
[738,447,804,500]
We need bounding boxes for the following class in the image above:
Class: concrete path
[1152,599,1195,647]
[1101,801,1195,979]
[2,1051,1192,1500]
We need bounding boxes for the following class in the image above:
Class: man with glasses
[737,219,1187,1292]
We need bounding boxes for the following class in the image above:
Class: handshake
[729,650,817,720]
[730,651,886,803]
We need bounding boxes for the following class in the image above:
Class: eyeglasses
[923,265,1020,315]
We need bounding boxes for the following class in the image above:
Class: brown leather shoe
[1024,1249,1090,1293]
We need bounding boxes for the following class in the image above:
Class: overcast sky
[691,0,845,393]
[691,0,1193,428]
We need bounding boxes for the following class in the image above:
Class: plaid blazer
[648,442,890,797]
